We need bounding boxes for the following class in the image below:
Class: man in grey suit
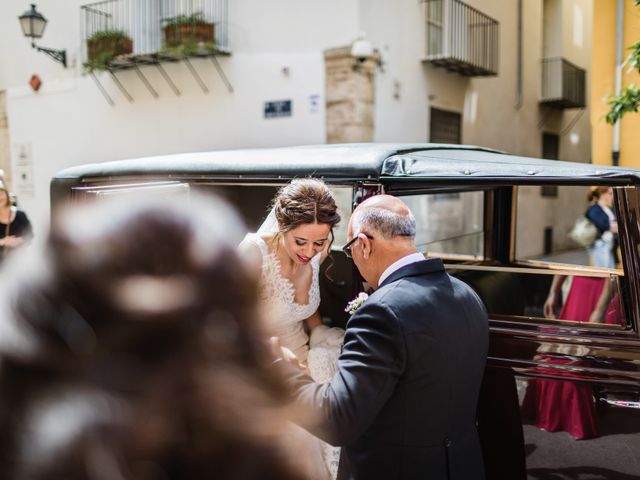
[277,195,489,480]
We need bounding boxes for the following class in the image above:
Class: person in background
[529,187,622,441]
[0,182,32,261]
[0,194,304,480]
[586,186,618,269]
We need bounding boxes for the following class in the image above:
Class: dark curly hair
[0,195,304,480]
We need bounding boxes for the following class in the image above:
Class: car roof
[52,143,640,183]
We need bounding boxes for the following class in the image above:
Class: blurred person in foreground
[0,194,304,480]
[0,182,32,262]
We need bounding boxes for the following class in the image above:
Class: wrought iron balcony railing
[80,0,232,104]
[81,0,229,67]
[540,57,586,109]
[424,0,499,77]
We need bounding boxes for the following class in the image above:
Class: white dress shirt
[378,252,426,286]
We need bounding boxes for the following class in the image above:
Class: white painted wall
[0,0,593,238]
[0,0,358,227]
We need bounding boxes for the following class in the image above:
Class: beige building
[0,0,592,227]
[322,0,592,259]
[591,0,640,168]
[327,0,591,163]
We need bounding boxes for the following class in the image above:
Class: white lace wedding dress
[245,233,343,479]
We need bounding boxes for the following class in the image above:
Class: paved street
[516,377,640,479]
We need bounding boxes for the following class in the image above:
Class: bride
[240,178,344,479]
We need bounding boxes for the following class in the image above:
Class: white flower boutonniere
[345,292,369,315]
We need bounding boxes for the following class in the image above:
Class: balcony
[80,0,232,103]
[423,0,499,77]
[540,58,586,109]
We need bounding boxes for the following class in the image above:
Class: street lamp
[18,4,66,67]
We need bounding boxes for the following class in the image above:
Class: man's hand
[270,336,307,373]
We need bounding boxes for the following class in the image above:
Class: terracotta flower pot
[87,36,133,61]
[163,22,215,47]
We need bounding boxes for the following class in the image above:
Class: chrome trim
[444,263,622,278]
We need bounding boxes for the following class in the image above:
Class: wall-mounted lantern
[18,4,66,67]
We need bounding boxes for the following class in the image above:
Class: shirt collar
[378,252,426,287]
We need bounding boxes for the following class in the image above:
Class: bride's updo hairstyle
[0,194,302,480]
[273,178,340,241]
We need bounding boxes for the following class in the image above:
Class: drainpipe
[612,0,624,166]
[514,0,523,109]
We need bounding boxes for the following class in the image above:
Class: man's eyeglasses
[342,233,374,258]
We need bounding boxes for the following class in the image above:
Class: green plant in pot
[162,12,215,55]
[85,30,133,71]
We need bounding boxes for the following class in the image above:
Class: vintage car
[51,144,640,479]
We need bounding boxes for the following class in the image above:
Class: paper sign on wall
[309,94,321,114]
[12,143,34,198]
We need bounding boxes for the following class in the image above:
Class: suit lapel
[378,257,445,288]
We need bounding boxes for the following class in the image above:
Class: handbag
[568,216,598,247]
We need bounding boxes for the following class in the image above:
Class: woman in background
[0,182,32,261]
[586,186,618,269]
[528,187,622,440]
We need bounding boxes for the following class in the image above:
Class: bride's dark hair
[272,178,340,241]
[0,195,303,480]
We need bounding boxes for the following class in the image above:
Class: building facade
[0,0,592,225]
[591,0,640,168]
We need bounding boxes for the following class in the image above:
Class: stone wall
[324,46,377,143]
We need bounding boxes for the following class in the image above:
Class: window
[459,184,627,327]
[541,133,559,197]
[328,186,354,249]
[402,190,484,260]
[425,0,444,57]
[441,185,629,328]
[430,108,462,144]
[514,185,616,269]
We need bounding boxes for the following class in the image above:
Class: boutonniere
[345,292,369,315]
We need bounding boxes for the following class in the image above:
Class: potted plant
[86,30,133,71]
[162,12,215,48]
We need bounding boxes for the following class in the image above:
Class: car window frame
[386,180,640,337]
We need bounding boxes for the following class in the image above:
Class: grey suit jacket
[283,258,489,480]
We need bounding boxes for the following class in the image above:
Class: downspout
[612,0,624,166]
[515,0,523,109]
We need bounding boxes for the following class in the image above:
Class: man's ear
[359,233,372,259]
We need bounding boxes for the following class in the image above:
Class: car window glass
[329,186,353,249]
[447,184,629,329]
[515,185,620,270]
[446,265,626,327]
[401,191,484,260]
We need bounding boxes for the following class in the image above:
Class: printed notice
[12,143,34,198]
[264,100,292,118]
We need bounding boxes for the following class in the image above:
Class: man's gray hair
[351,207,416,239]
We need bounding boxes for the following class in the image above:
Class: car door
[385,182,640,479]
